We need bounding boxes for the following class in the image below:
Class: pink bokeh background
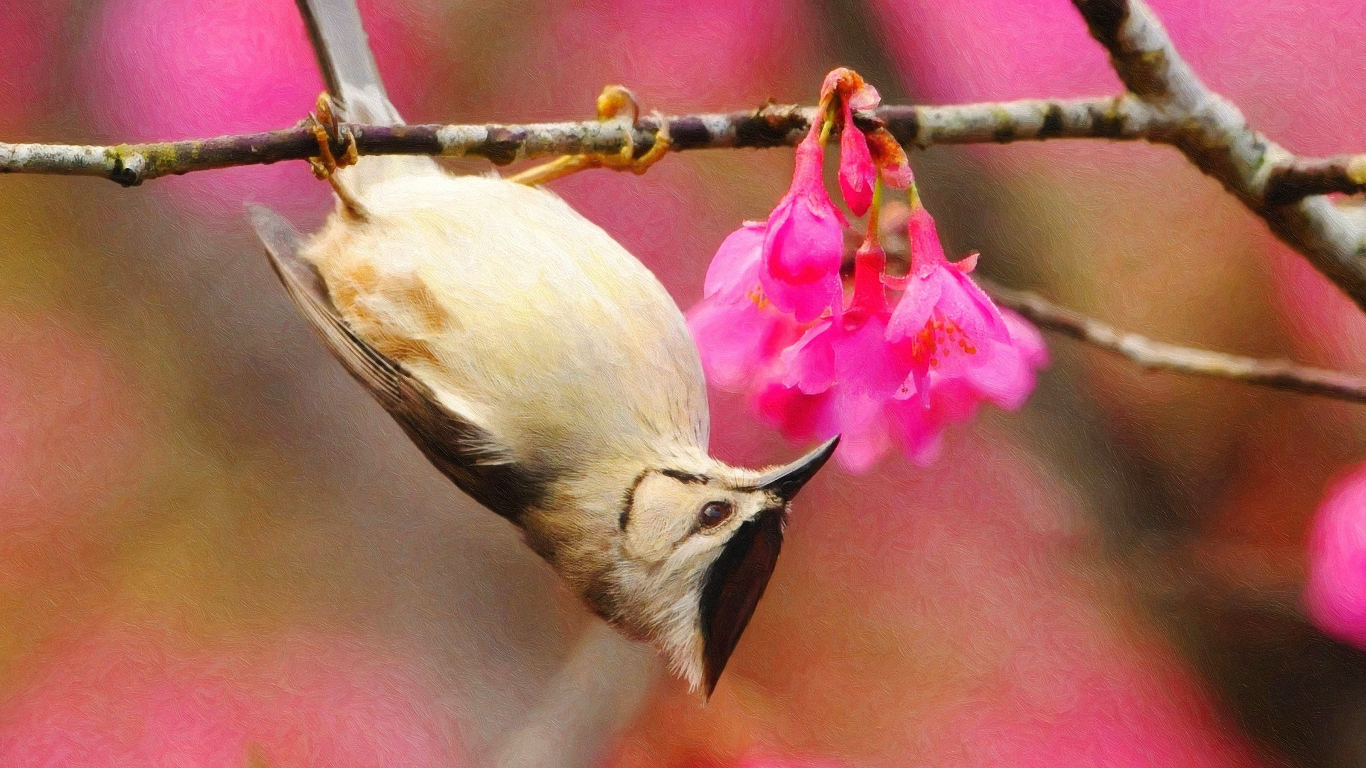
[2,0,1365,765]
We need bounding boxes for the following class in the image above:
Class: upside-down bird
[249,0,838,695]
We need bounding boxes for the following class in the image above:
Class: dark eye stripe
[619,468,652,530]
[661,469,710,484]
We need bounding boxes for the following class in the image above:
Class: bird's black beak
[750,435,840,500]
[698,436,839,697]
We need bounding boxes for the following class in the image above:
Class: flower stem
[866,175,884,246]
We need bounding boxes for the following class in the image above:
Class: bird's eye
[698,500,734,530]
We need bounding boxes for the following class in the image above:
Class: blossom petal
[758,138,846,321]
[703,221,767,299]
[781,320,837,394]
[939,268,1010,344]
[833,313,908,399]
[886,269,945,343]
[687,292,801,392]
[908,205,948,275]
[826,389,893,472]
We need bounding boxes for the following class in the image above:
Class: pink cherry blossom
[759,308,1046,472]
[752,193,1046,472]
[760,134,848,322]
[85,0,432,218]
[760,239,908,471]
[838,101,877,217]
[891,309,1048,465]
[887,203,1014,405]
[756,381,893,473]
[687,222,806,390]
[781,240,906,400]
[687,68,1046,473]
[1305,461,1366,648]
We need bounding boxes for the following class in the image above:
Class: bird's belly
[303,172,710,462]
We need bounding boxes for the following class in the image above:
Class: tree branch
[981,280,1366,405]
[2,0,1365,315]
[1072,0,1366,312]
[1265,154,1366,203]
[0,98,1149,187]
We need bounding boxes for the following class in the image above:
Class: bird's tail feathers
[295,0,400,125]
[294,0,439,189]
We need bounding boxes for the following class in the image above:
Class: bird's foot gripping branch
[687,69,1047,472]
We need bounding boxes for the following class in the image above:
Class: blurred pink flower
[1305,461,1366,648]
[870,0,1117,104]
[760,134,847,322]
[0,1,68,134]
[687,222,805,390]
[85,0,325,216]
[516,0,819,116]
[0,311,154,587]
[0,625,464,767]
[84,0,432,217]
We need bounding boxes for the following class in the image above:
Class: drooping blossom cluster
[687,68,1047,472]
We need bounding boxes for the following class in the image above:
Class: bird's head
[575,436,839,696]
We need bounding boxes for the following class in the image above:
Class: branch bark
[1265,154,1366,203]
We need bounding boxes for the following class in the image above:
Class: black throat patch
[697,509,785,696]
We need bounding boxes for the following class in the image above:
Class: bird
[249,0,838,696]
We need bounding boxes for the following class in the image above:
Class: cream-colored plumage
[301,170,708,474]
[258,0,838,696]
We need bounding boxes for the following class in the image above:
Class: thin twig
[981,280,1366,405]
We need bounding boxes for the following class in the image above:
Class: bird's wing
[249,204,548,519]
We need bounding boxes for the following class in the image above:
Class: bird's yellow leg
[508,85,671,186]
[307,93,364,216]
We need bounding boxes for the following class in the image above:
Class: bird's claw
[307,92,359,181]
[509,85,670,186]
